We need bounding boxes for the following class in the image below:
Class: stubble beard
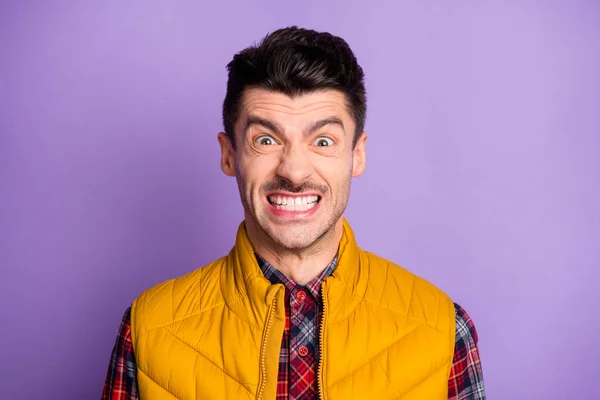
[236,176,351,254]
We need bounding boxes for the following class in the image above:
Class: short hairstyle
[222,26,366,148]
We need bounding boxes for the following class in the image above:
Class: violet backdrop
[1,1,599,399]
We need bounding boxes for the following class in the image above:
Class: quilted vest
[130,219,455,399]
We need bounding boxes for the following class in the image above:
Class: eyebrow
[244,116,283,136]
[244,115,345,138]
[305,117,345,135]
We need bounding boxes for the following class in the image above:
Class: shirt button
[296,290,307,302]
[298,346,309,357]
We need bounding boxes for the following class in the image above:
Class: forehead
[237,88,353,127]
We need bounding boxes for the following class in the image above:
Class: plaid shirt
[257,253,337,399]
[102,256,485,399]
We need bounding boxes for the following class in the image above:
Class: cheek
[312,154,353,187]
[238,154,277,192]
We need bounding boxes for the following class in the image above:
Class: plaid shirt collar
[255,253,338,297]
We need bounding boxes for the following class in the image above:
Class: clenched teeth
[268,195,319,211]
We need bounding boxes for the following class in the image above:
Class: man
[102,27,485,399]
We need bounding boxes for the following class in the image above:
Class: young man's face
[218,88,367,252]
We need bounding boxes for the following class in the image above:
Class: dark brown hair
[222,26,366,148]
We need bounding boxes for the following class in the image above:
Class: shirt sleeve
[448,303,486,400]
[101,307,139,400]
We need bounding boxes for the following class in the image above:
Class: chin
[266,225,321,251]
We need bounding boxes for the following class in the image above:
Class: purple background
[1,1,599,399]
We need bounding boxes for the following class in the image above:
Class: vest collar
[221,218,368,326]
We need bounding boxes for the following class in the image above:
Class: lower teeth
[275,203,315,211]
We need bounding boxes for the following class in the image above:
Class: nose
[276,144,313,187]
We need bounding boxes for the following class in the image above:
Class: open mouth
[267,194,321,212]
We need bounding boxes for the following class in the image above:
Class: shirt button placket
[298,345,309,357]
[296,290,307,302]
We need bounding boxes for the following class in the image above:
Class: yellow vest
[131,219,455,399]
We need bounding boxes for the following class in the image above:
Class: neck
[245,217,344,285]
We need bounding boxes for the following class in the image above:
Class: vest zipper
[257,296,277,400]
[318,281,328,400]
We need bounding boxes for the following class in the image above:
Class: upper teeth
[268,195,319,206]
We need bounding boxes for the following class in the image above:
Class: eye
[255,135,277,146]
[313,137,334,147]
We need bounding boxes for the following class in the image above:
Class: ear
[217,132,236,177]
[352,132,367,177]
